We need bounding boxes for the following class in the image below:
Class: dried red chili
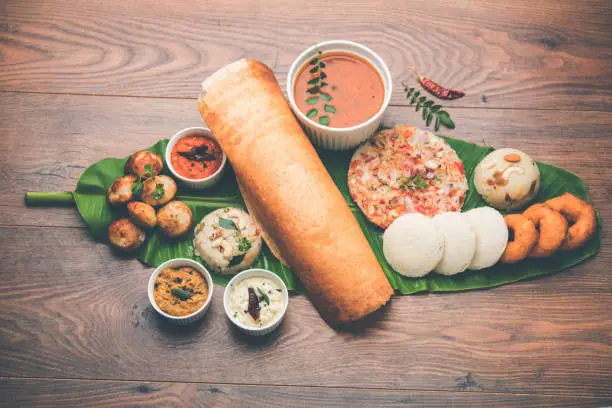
[247,287,260,320]
[408,66,465,100]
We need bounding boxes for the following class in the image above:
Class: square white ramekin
[286,40,393,151]
[148,258,214,325]
[223,269,289,336]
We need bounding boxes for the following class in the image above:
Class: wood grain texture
[1,92,611,229]
[0,379,610,408]
[0,226,610,396]
[1,0,612,109]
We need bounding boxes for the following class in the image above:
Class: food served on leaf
[501,214,538,264]
[170,134,223,180]
[124,151,163,179]
[432,212,476,275]
[383,213,444,277]
[199,59,393,324]
[127,201,157,229]
[463,207,508,270]
[108,218,145,251]
[227,274,285,328]
[141,175,177,206]
[523,203,568,258]
[194,207,262,275]
[546,193,596,251]
[107,175,138,206]
[474,148,540,210]
[293,51,384,128]
[348,125,468,229]
[153,266,209,317]
[157,201,193,238]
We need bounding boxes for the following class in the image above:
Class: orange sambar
[170,136,223,180]
[294,52,384,128]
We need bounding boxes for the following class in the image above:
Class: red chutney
[171,136,223,179]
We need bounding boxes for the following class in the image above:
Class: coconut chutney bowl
[223,269,289,336]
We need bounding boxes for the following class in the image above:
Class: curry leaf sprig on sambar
[305,51,335,126]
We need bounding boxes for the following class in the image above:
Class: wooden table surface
[1,0,611,406]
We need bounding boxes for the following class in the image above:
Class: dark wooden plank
[0,226,610,396]
[1,92,611,229]
[0,379,609,408]
[1,0,612,109]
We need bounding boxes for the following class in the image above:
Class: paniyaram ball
[382,213,444,278]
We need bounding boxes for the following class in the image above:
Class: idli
[463,207,508,270]
[383,213,444,277]
[432,212,476,276]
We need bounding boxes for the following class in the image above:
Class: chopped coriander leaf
[151,183,165,200]
[238,236,251,252]
[143,163,153,178]
[132,180,143,195]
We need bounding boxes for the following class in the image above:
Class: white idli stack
[463,207,508,270]
[383,213,444,277]
[432,212,476,275]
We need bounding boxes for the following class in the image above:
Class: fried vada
[501,214,538,263]
[523,203,568,258]
[546,193,596,250]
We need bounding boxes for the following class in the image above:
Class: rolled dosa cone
[198,59,393,325]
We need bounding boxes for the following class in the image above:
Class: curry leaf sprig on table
[403,82,455,132]
[305,51,335,126]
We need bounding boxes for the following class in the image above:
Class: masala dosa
[198,59,393,325]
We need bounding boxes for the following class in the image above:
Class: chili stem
[25,192,75,206]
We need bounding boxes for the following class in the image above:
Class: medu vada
[501,214,539,264]
[523,203,568,258]
[546,193,596,250]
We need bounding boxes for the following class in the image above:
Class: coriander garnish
[238,236,251,252]
[304,51,335,126]
[132,180,143,195]
[151,183,165,200]
[143,163,154,178]
[398,174,428,191]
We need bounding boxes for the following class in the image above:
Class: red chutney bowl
[166,127,227,190]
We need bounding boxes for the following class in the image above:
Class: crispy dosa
[198,59,393,325]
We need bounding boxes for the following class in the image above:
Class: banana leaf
[39,136,600,294]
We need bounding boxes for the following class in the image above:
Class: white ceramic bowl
[165,127,227,189]
[287,40,393,151]
[148,258,214,325]
[223,269,289,336]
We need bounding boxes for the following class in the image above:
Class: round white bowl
[148,258,214,325]
[287,40,393,151]
[165,127,227,190]
[223,269,289,336]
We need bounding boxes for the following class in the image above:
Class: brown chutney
[153,266,209,316]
